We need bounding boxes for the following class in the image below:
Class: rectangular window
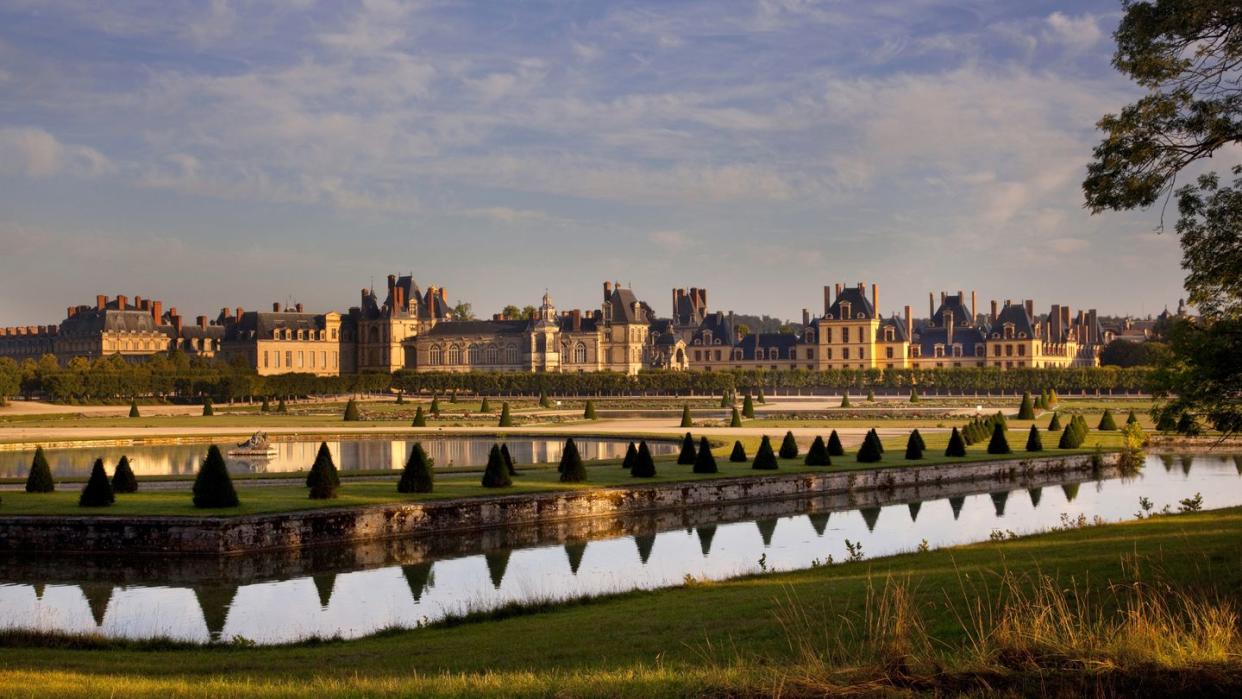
[332,351,338,368]
[310,352,316,369]
[826,348,833,360]
[1005,344,1013,357]
[274,351,281,368]
[886,347,893,359]
[992,344,1001,356]
[285,351,292,367]
[1017,344,1026,357]
[321,351,327,367]
[714,350,721,361]
[825,328,832,343]
[806,348,815,360]
[842,347,850,360]
[263,351,269,368]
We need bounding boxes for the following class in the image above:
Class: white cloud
[1044,12,1103,51]
[0,127,111,178]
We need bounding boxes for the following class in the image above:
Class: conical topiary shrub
[909,387,919,403]
[1048,412,1062,432]
[986,422,1011,454]
[752,436,778,470]
[481,444,512,487]
[720,392,731,408]
[622,442,638,469]
[343,399,361,422]
[680,405,693,428]
[412,406,427,427]
[856,431,882,462]
[559,437,587,482]
[693,437,717,474]
[202,397,214,417]
[25,446,54,493]
[840,393,851,408]
[397,443,434,493]
[498,402,513,427]
[730,407,743,427]
[1126,409,1138,425]
[1048,389,1059,406]
[112,455,138,493]
[827,430,845,457]
[480,397,492,413]
[677,432,697,465]
[632,441,657,477]
[1057,425,1075,449]
[944,427,967,457]
[129,399,140,418]
[501,443,518,476]
[1025,424,1043,452]
[193,445,239,508]
[870,428,885,453]
[395,392,405,405]
[306,441,340,499]
[1097,409,1118,431]
[729,440,748,462]
[79,458,115,507]
[1017,392,1034,420]
[757,389,766,404]
[778,431,799,459]
[1156,410,1177,432]
[912,429,927,452]
[742,394,755,418]
[430,397,441,416]
[904,430,924,460]
[583,400,597,420]
[805,436,831,466]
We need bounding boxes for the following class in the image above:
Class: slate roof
[558,315,599,333]
[930,294,974,328]
[59,309,166,336]
[608,287,654,324]
[988,303,1036,340]
[735,333,799,361]
[422,320,530,337]
[910,325,988,358]
[877,315,910,342]
[690,311,735,346]
[826,287,875,320]
[223,312,326,341]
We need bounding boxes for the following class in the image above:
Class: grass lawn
[0,429,1121,516]
[0,505,1236,697]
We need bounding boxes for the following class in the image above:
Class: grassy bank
[0,430,1120,516]
[0,505,1237,697]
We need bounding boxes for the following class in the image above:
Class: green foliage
[693,436,718,474]
[395,392,404,405]
[497,402,513,427]
[840,393,851,408]
[202,398,214,417]
[804,436,831,466]
[128,399,140,418]
[1026,425,1044,452]
[1048,388,1058,406]
[1100,339,1170,368]
[720,392,731,408]
[583,400,597,420]
[1098,408,1118,431]
[501,443,518,476]
[679,405,693,428]
[193,445,239,508]
[944,427,967,457]
[1126,409,1139,425]
[1048,412,1063,432]
[1017,392,1035,420]
[1176,411,1202,436]
[730,407,743,427]
[306,442,340,499]
[397,443,434,494]
[827,430,844,456]
[622,442,638,469]
[1156,410,1177,432]
[558,437,587,482]
[111,455,138,493]
[412,406,427,427]
[632,441,657,477]
[856,430,882,463]
[481,444,512,487]
[757,389,766,404]
[729,440,748,463]
[24,446,54,493]
[480,397,491,413]
[677,432,697,465]
[430,398,441,416]
[986,422,1012,455]
[866,428,884,453]
[866,389,875,401]
[752,436,778,470]
[78,458,115,507]
[904,430,924,460]
[1151,317,1242,438]
[909,387,919,403]
[742,394,755,418]
[343,399,361,422]
[778,431,799,459]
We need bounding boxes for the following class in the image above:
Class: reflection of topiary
[112,455,138,493]
[25,446,55,493]
[79,458,115,507]
[693,437,718,474]
[805,436,831,466]
[944,428,967,457]
[729,441,748,462]
[193,446,239,508]
[397,443,433,493]
[559,437,587,482]
[481,444,512,487]
[752,436,778,470]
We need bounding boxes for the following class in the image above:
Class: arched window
[447,344,461,364]
[574,342,587,363]
[505,344,518,364]
[429,345,442,365]
[485,344,498,364]
[468,344,481,364]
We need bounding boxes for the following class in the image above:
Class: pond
[0,437,678,479]
[0,452,1239,644]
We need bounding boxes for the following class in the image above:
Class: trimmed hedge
[559,437,587,482]
[693,436,718,474]
[78,458,115,507]
[1025,424,1043,452]
[397,443,434,493]
[805,436,831,466]
[632,441,657,477]
[481,444,512,487]
[677,432,697,465]
[752,436,778,470]
[986,422,1012,455]
[729,440,748,462]
[944,427,967,457]
[904,430,924,460]
[111,455,138,493]
[778,431,799,459]
[193,445,239,508]
[827,430,845,456]
[25,446,54,493]
[307,441,340,499]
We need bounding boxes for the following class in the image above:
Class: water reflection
[2,452,1241,645]
[0,438,676,479]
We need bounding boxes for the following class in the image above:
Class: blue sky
[0,0,1193,325]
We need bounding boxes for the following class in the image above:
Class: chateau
[0,276,1116,375]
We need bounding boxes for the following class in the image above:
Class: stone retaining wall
[0,453,1117,555]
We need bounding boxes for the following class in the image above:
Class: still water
[0,437,677,479]
[0,453,1239,644]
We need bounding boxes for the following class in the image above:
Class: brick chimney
[834,282,842,299]
[990,300,998,322]
[603,281,613,302]
[151,301,162,323]
[823,286,831,315]
[946,310,955,346]
[1024,299,1034,321]
[572,309,582,332]
[273,302,281,312]
[134,295,143,310]
[197,315,208,329]
[116,295,128,310]
[971,291,977,325]
[295,303,303,313]
[929,292,935,320]
[802,308,810,326]
[171,314,183,334]
[96,295,107,311]
[236,307,244,319]
[871,283,879,317]
[438,288,447,303]
[66,306,76,318]
[394,286,404,311]
[904,305,913,341]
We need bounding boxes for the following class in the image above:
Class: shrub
[501,443,518,475]
[742,394,755,418]
[1176,412,1202,436]
[498,402,513,427]
[193,445,239,508]
[395,392,405,405]
[720,392,731,408]
[622,442,638,469]
[202,398,214,417]
[1048,412,1062,432]
[277,397,288,413]
[632,441,657,477]
[583,400,597,420]
[538,391,552,409]
[306,442,340,499]
[1126,409,1139,425]
[729,440,748,462]
[480,397,491,413]
[343,399,361,422]
[840,393,851,408]
[986,422,1012,454]
[872,428,885,453]
[1098,408,1118,431]
[128,399,140,418]
[827,430,845,456]
[1058,425,1073,449]
[993,411,1008,430]
[260,397,270,412]
[677,432,697,465]
[1017,392,1035,420]
[430,398,441,416]
[856,431,882,462]
[911,429,927,451]
[412,406,427,427]
[559,437,587,482]
[680,405,693,428]
[904,430,924,460]
[25,446,54,493]
[866,389,875,401]
[757,389,766,404]
[730,407,743,427]
[752,436,778,470]
[944,427,967,457]
[79,458,115,507]
[805,436,831,466]
[693,436,718,474]
[909,387,919,403]
[1156,410,1177,432]
[112,455,138,493]
[397,443,434,493]
[481,444,512,487]
[1048,389,1059,405]
[1025,424,1043,452]
[778,431,799,459]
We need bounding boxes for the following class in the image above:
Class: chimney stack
[387,274,396,294]
[904,305,913,341]
[295,303,303,313]
[96,295,107,311]
[438,288,447,303]
[835,283,842,299]
[823,286,831,315]
[990,300,998,322]
[197,315,208,329]
[603,281,612,302]
[236,306,244,319]
[971,291,977,325]
[134,295,143,310]
[946,310,955,346]
[151,301,163,324]
[572,309,582,332]
[171,313,182,334]
[929,292,935,321]
[117,295,128,310]
[1024,299,1034,321]
[802,308,810,326]
[871,283,879,317]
